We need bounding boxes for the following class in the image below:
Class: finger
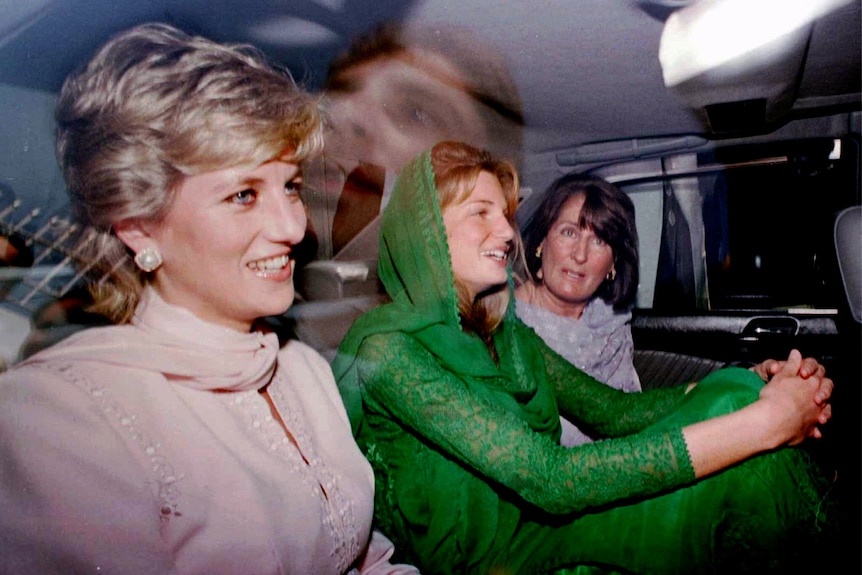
[799,357,824,378]
[751,362,771,382]
[810,427,823,440]
[780,349,802,376]
[818,404,832,424]
[767,360,783,376]
[814,378,834,405]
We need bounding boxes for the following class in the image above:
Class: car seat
[834,206,862,324]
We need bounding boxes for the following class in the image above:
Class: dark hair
[521,174,639,310]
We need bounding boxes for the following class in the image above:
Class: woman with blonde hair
[0,23,414,575]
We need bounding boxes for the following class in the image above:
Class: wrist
[745,400,786,451]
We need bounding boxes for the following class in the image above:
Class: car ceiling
[1,0,859,155]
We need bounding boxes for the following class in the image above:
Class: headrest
[834,206,862,323]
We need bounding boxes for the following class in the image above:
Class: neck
[517,281,587,319]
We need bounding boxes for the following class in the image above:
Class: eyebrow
[210,176,262,195]
[463,198,500,208]
[213,168,303,194]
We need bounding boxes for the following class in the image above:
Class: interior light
[659,0,856,87]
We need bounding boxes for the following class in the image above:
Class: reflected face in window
[325,51,488,171]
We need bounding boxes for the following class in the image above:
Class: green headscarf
[332,148,559,440]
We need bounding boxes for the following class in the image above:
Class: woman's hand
[684,349,834,478]
[751,353,824,381]
[756,349,833,446]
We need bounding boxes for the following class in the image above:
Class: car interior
[1,0,860,568]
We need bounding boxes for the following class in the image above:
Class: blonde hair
[430,141,520,344]
[55,23,323,323]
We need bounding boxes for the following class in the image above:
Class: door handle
[741,317,800,340]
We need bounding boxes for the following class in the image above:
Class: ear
[113,219,156,254]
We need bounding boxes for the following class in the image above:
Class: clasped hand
[757,349,833,446]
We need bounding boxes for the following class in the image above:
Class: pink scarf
[21,289,279,392]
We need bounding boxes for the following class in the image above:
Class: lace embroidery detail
[414,155,462,325]
[46,362,185,527]
[225,372,360,573]
[358,332,694,515]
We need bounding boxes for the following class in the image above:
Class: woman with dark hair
[334,141,836,575]
[517,175,641,445]
[517,174,811,445]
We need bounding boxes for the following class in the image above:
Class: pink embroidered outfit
[0,290,415,575]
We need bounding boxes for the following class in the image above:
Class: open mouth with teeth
[481,249,509,262]
[247,254,293,278]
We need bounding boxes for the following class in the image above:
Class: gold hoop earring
[606,268,616,281]
[535,245,543,258]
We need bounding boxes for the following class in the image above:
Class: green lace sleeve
[536,339,691,438]
[356,332,696,515]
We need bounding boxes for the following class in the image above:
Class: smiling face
[442,171,515,301]
[122,160,307,332]
[534,194,615,318]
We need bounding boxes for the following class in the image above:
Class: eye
[592,236,605,246]
[410,107,430,125]
[230,189,257,206]
[468,205,489,217]
[284,178,303,199]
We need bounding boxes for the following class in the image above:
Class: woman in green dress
[333,141,836,574]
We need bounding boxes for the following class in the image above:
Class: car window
[592,137,859,312]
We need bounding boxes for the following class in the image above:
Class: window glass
[595,138,859,312]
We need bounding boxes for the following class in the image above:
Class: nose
[571,236,589,263]
[265,192,307,246]
[330,109,388,167]
[330,108,412,171]
[495,216,516,242]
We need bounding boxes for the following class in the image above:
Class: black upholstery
[634,349,726,390]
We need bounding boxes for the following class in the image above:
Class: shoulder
[0,351,138,467]
[583,298,632,328]
[2,333,116,397]
[356,331,418,360]
[347,332,428,385]
[1,324,169,433]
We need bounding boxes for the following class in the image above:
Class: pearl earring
[134,246,163,272]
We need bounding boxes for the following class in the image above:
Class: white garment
[0,290,416,575]
[515,297,641,446]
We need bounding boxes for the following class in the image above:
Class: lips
[480,248,509,262]
[247,254,293,278]
[561,268,586,280]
